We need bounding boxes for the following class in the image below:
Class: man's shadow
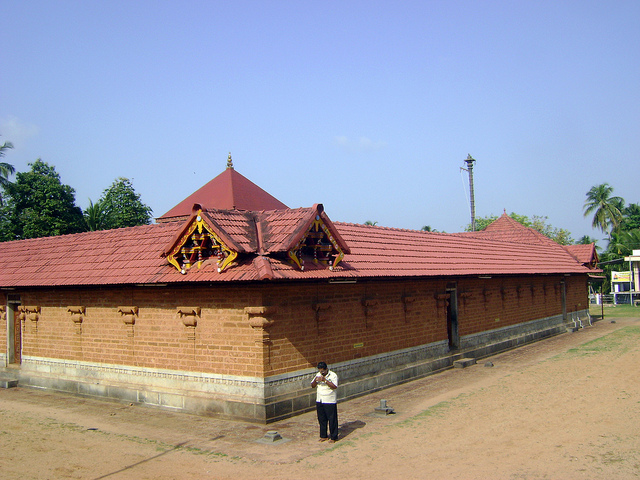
[339,420,366,440]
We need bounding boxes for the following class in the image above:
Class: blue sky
[1,1,638,244]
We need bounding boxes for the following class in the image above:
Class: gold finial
[227,152,234,169]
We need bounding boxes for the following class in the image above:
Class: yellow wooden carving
[167,210,238,274]
[288,216,345,271]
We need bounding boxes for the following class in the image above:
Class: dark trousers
[316,402,338,440]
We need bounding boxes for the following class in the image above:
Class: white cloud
[334,135,387,153]
[0,116,39,147]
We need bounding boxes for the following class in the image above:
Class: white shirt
[312,370,339,404]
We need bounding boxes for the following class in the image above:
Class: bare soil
[2,317,640,480]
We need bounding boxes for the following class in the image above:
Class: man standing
[311,361,339,442]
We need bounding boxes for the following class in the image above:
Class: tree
[4,159,85,239]
[607,229,640,257]
[583,183,624,238]
[0,138,16,205]
[364,220,378,226]
[98,177,153,229]
[83,198,107,231]
[620,203,640,232]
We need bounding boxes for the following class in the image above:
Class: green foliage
[466,213,574,245]
[0,138,16,205]
[364,220,378,226]
[97,177,153,229]
[83,198,106,231]
[620,203,640,232]
[583,183,623,238]
[4,159,85,239]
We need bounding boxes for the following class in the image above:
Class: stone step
[0,378,18,388]
[453,358,476,368]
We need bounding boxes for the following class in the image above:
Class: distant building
[0,156,595,422]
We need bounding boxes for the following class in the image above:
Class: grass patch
[590,304,640,319]
[563,326,640,358]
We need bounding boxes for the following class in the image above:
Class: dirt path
[2,317,639,479]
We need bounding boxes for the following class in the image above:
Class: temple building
[0,156,594,422]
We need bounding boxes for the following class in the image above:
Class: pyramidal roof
[461,212,560,247]
[158,154,288,221]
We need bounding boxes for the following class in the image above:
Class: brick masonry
[1,274,589,422]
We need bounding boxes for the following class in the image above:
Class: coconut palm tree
[83,199,106,231]
[583,183,624,239]
[0,140,16,206]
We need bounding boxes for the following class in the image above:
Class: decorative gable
[287,214,346,271]
[166,211,238,274]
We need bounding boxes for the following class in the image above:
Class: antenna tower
[461,154,477,231]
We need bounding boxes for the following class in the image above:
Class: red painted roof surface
[458,213,560,247]
[563,243,599,266]
[159,167,288,220]
[0,210,591,288]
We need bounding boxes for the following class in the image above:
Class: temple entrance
[7,299,21,364]
[446,286,459,350]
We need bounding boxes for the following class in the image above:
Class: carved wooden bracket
[0,305,6,322]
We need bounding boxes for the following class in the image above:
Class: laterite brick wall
[7,274,588,380]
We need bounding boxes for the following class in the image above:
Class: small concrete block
[256,430,290,445]
[453,358,476,368]
[0,379,18,388]
[374,399,395,416]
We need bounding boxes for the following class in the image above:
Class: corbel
[434,293,448,308]
[20,306,41,322]
[500,286,508,302]
[312,301,332,332]
[402,294,417,315]
[0,305,5,322]
[117,306,138,326]
[481,289,492,309]
[67,306,86,323]
[176,306,201,327]
[245,306,277,345]
[459,291,473,307]
[361,297,379,324]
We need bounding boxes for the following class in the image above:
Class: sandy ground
[2,317,640,480]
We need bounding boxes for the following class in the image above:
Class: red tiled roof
[159,167,288,220]
[0,209,591,288]
[457,213,559,247]
[563,243,598,266]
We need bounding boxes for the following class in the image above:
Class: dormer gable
[163,207,241,274]
[276,204,350,271]
[162,203,350,275]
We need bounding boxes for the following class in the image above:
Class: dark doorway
[446,287,459,350]
[7,301,21,364]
